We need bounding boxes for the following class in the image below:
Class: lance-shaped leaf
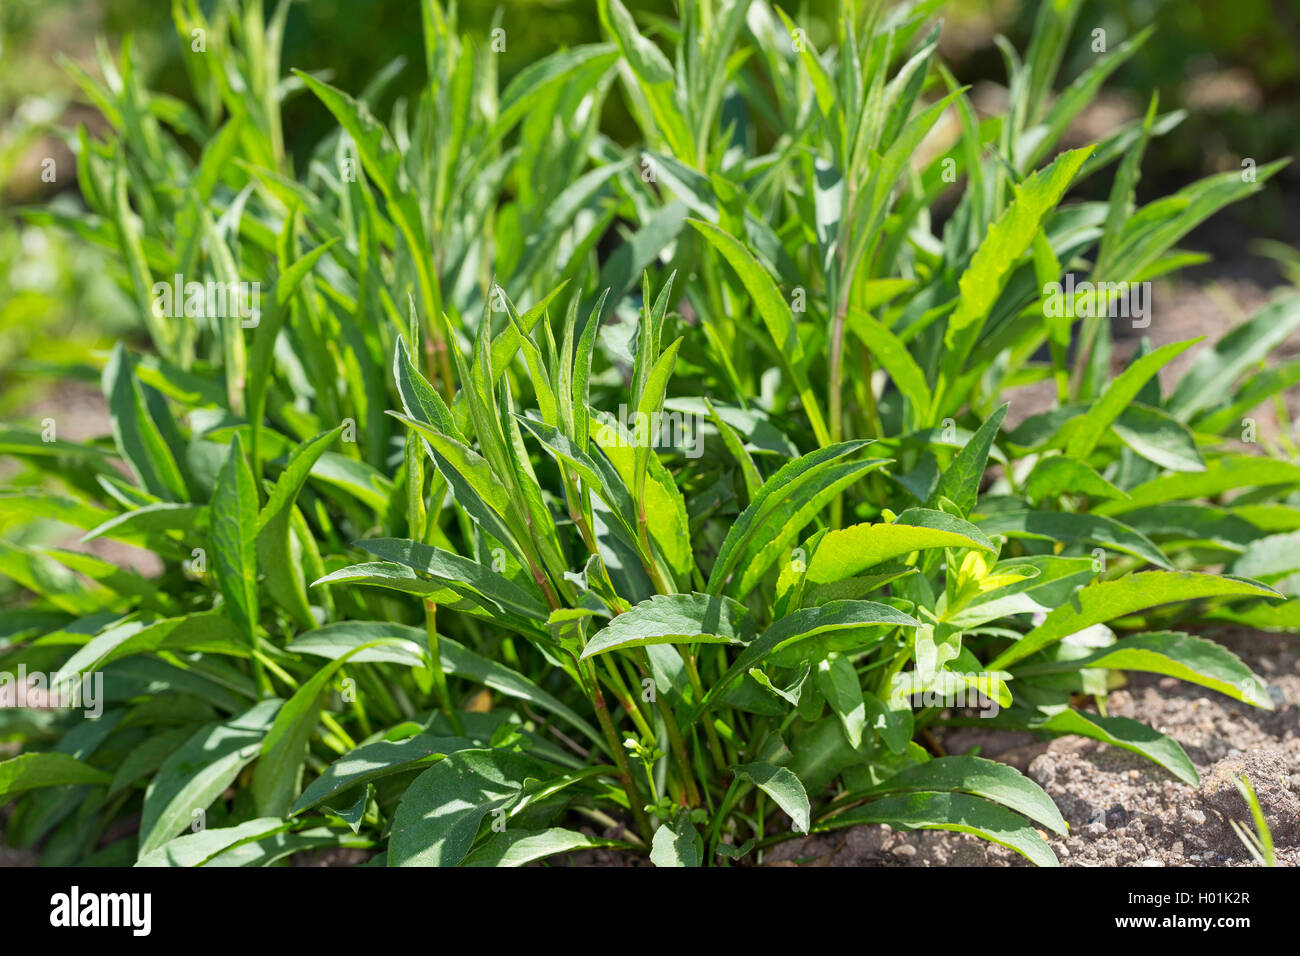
[1112,403,1205,473]
[210,433,259,641]
[847,308,933,422]
[580,592,749,660]
[1017,631,1271,708]
[1023,456,1127,502]
[293,72,432,315]
[356,538,549,621]
[492,44,619,138]
[1095,455,1300,516]
[1006,709,1198,784]
[81,502,206,542]
[53,612,245,681]
[290,734,481,816]
[1067,338,1199,460]
[591,414,693,582]
[989,571,1280,670]
[103,343,188,502]
[930,404,1008,516]
[978,510,1170,569]
[388,749,550,867]
[632,336,682,505]
[0,753,111,800]
[1170,294,1300,421]
[776,509,994,613]
[938,147,1093,410]
[462,827,614,867]
[394,337,461,440]
[135,818,289,868]
[256,426,341,629]
[707,440,875,595]
[688,219,830,445]
[138,698,283,858]
[816,655,868,750]
[254,638,429,817]
[852,755,1068,836]
[389,412,527,562]
[290,623,600,744]
[821,791,1058,867]
[247,236,340,469]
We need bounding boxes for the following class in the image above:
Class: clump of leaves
[0,0,1294,867]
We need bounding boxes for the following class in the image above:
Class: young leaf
[930,404,1008,516]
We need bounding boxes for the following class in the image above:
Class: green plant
[0,0,1296,867]
[1229,774,1275,867]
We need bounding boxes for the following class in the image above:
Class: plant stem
[602,658,655,741]
[683,650,727,770]
[423,599,464,735]
[706,777,743,861]
[829,301,847,530]
[636,653,700,807]
[581,659,654,843]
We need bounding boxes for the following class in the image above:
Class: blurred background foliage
[2,0,1297,394]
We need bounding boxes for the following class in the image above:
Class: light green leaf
[1112,403,1205,472]
[462,827,612,867]
[989,571,1280,669]
[0,752,111,799]
[732,762,811,834]
[978,510,1170,569]
[1067,339,1199,460]
[256,427,341,628]
[1023,456,1127,502]
[580,593,749,660]
[649,810,703,867]
[1018,631,1271,708]
[135,818,288,868]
